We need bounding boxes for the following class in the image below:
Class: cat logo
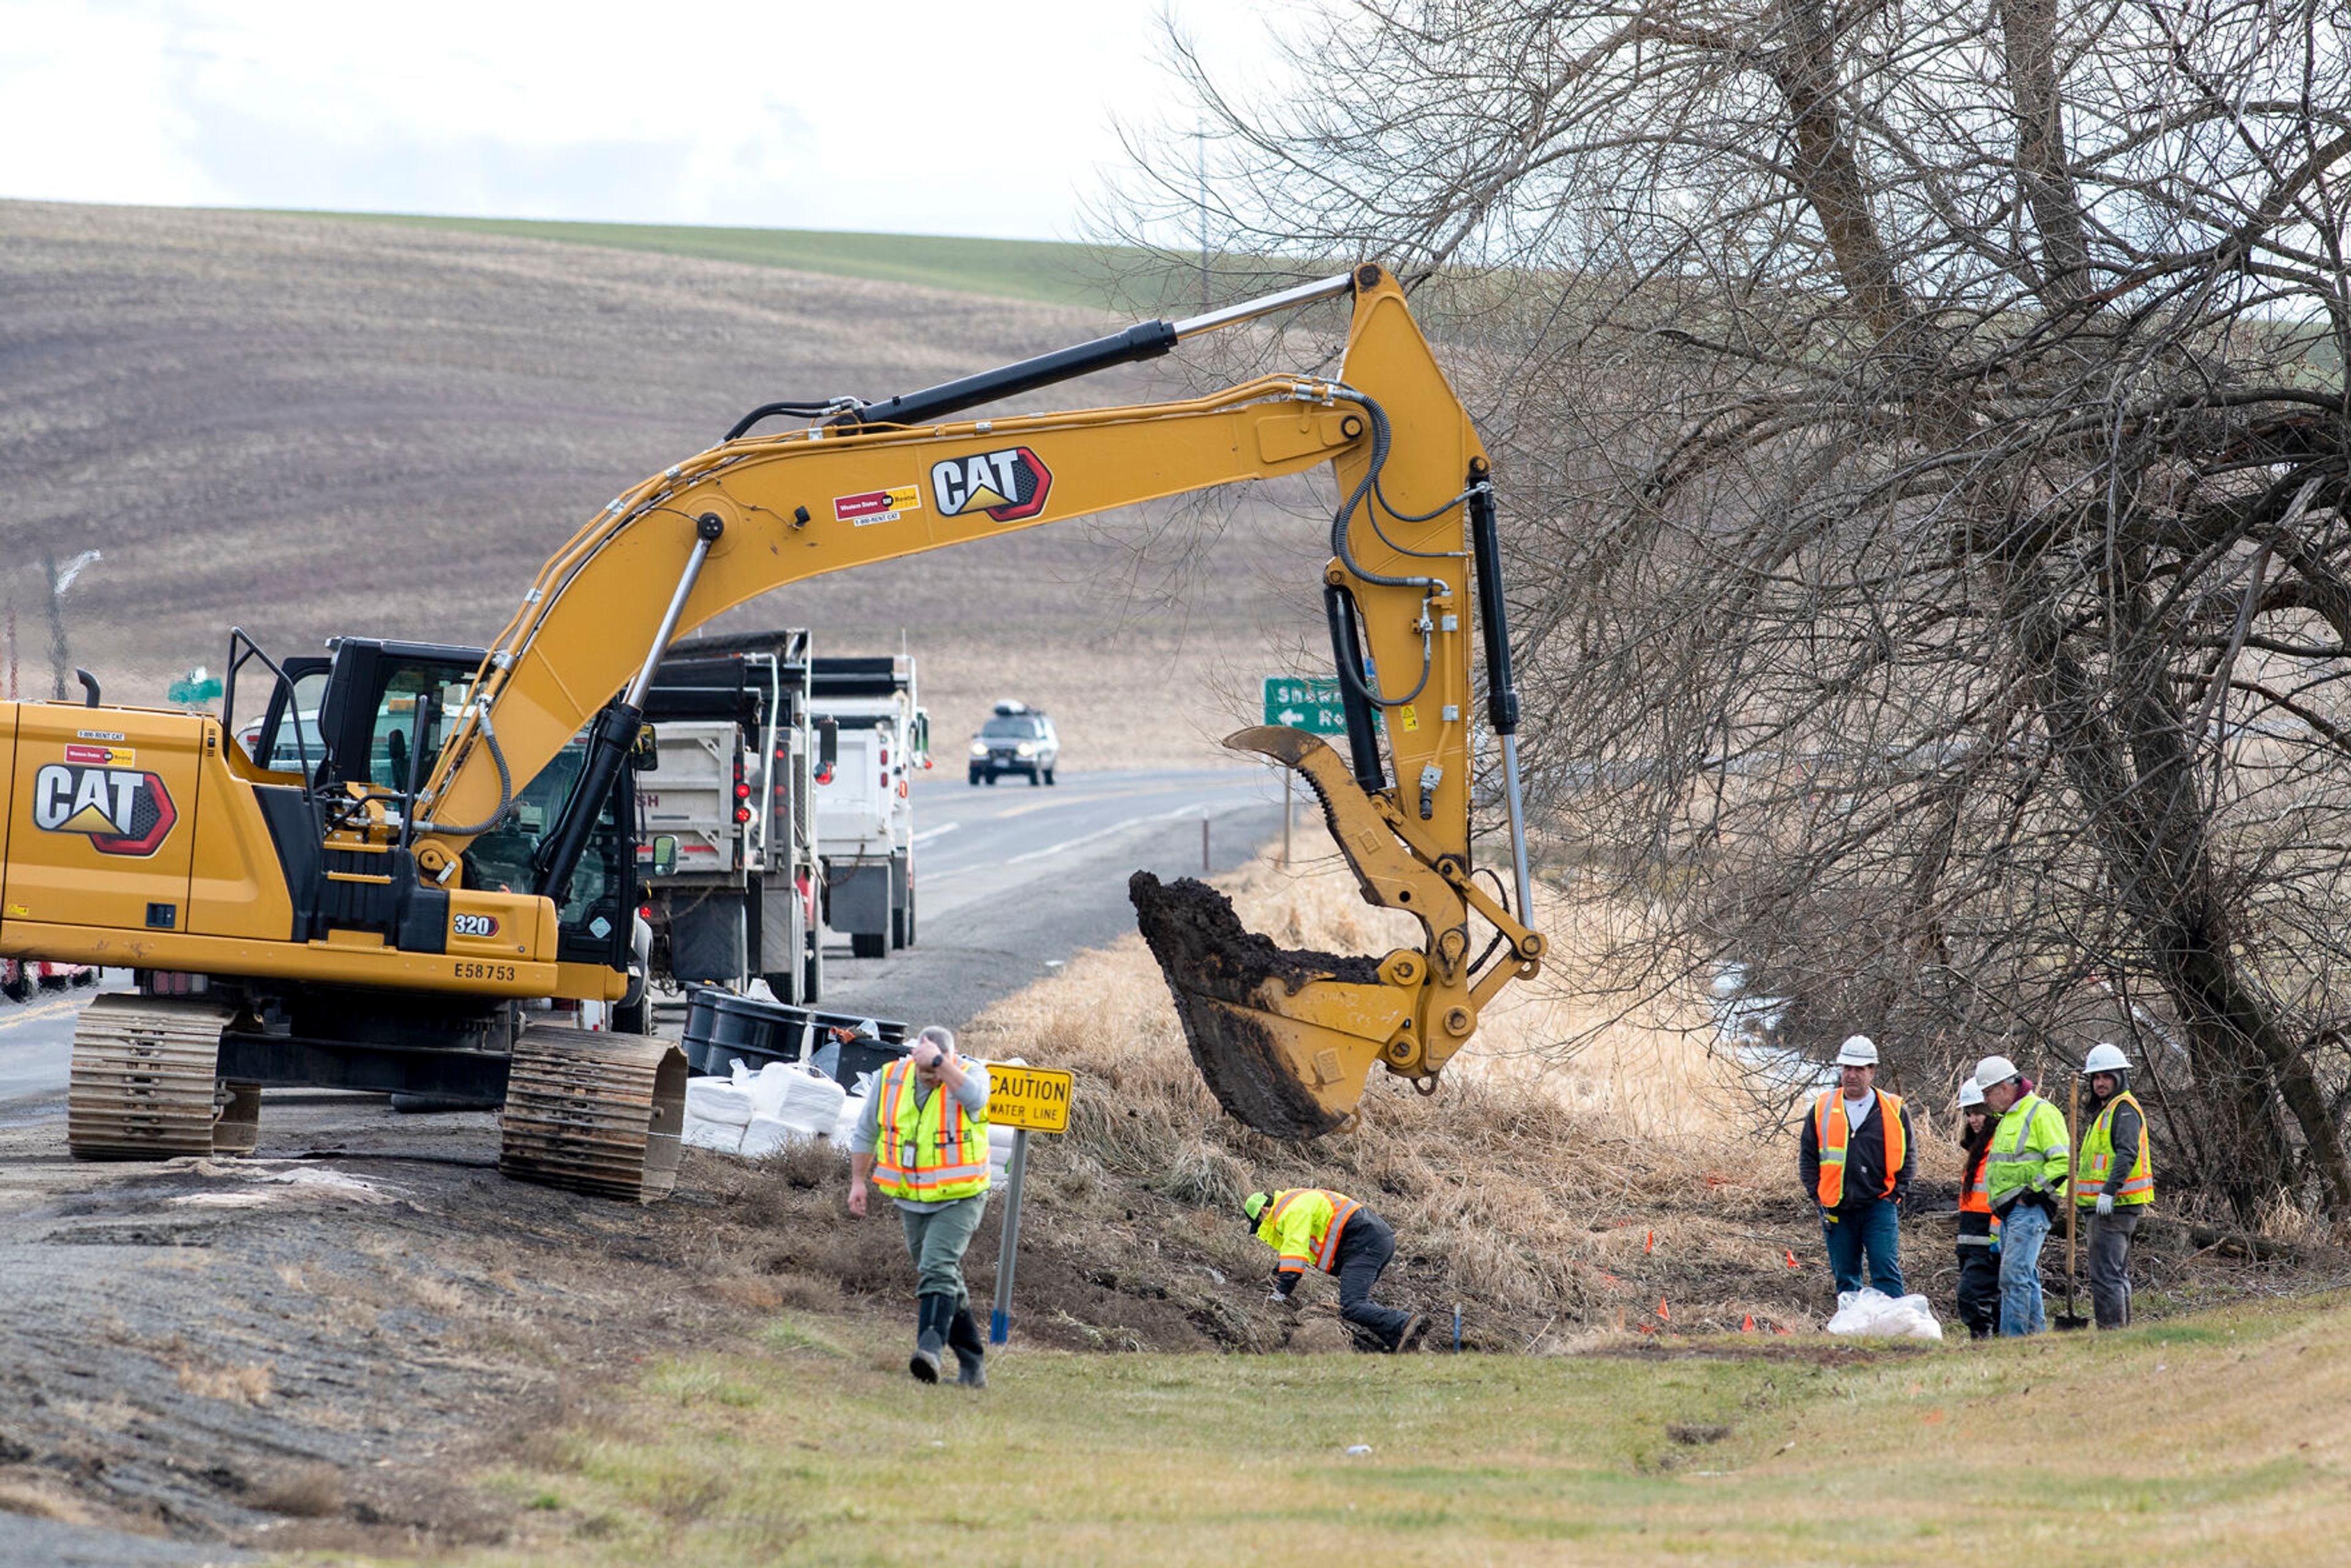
[31,764,178,856]
[930,446,1052,522]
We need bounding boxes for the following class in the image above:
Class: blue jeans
[1820,1198,1904,1299]
[1998,1202,2051,1336]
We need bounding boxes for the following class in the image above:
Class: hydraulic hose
[416,707,516,838]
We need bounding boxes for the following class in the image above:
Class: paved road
[0,767,1295,1106]
[0,975,131,1117]
[817,764,1292,1029]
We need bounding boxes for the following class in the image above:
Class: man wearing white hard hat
[1798,1035,1916,1302]
[2077,1042,2151,1328]
[1974,1054,2071,1335]
[1953,1076,2001,1339]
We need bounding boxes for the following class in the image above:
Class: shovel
[2057,1072,2090,1330]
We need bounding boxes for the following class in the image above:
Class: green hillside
[314,212,1161,310]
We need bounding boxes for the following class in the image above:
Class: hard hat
[2083,1041,2131,1074]
[1835,1035,1879,1067]
[1243,1191,1270,1224]
[1957,1078,1985,1109]
[1974,1054,2021,1091]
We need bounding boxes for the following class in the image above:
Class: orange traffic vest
[1957,1139,2002,1246]
[1959,1143,1993,1215]
[1813,1089,1907,1206]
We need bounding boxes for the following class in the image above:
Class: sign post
[984,1062,1074,1347]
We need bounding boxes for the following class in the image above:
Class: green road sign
[166,669,223,707]
[1262,675,1373,737]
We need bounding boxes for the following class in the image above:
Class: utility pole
[1196,121,1210,313]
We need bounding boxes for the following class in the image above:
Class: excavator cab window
[462,726,639,970]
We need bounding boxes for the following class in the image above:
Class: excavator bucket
[1131,725,1479,1141]
[1130,870,1409,1140]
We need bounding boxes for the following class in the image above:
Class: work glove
[2095,1193,2115,1217]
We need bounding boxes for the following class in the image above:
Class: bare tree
[1118,0,2351,1219]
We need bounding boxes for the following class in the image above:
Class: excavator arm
[414,264,1542,1138]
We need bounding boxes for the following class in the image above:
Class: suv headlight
[1015,741,1036,756]
[970,741,989,757]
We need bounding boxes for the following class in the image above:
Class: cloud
[0,0,1291,238]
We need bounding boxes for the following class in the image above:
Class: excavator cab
[230,632,644,987]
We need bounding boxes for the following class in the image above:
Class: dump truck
[4,265,1542,1204]
[809,655,927,959]
[636,630,827,1003]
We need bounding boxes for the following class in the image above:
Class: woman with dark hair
[1954,1077,2001,1339]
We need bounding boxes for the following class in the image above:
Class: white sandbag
[740,1114,816,1158]
[1825,1288,1945,1340]
[830,1094,866,1144]
[682,1112,746,1153]
[771,1063,847,1127]
[684,1077,756,1128]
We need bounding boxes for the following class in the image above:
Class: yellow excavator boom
[405,263,1542,1138]
[1,264,1537,1163]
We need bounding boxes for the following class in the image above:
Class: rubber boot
[948,1304,988,1389]
[910,1294,950,1384]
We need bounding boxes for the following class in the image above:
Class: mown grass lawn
[413,1290,2351,1567]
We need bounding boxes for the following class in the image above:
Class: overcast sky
[0,0,1286,240]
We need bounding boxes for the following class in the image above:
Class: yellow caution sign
[986,1063,1073,1134]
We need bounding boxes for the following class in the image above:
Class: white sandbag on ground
[684,1077,756,1127]
[735,1064,847,1158]
[1825,1288,1944,1340]
[682,1114,746,1153]
[739,1115,808,1158]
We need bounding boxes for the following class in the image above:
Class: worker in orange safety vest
[1797,1035,1917,1302]
[1954,1076,2003,1338]
[1243,1187,1428,1352]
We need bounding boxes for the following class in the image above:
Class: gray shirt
[850,1064,990,1212]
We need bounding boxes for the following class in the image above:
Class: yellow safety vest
[1984,1093,2071,1212]
[2077,1090,2153,1207]
[869,1056,991,1203]
[1256,1188,1360,1278]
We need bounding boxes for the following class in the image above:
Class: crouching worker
[848,1026,992,1387]
[1243,1188,1428,1352]
[1954,1076,2002,1339]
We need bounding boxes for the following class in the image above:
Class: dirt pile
[1128,870,1382,1140]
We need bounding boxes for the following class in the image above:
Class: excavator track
[498,1025,688,1203]
[67,995,238,1160]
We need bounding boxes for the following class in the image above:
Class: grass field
[314,212,1169,310]
[1,200,1327,768]
[449,1291,2351,1566]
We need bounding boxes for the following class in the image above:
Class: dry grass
[955,822,1852,1342]
[0,1478,92,1524]
[174,1359,275,1406]
[250,1461,345,1518]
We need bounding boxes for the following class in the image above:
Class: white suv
[968,701,1059,786]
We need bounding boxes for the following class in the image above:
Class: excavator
[5,263,1542,1199]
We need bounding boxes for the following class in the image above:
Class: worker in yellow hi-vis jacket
[1243,1188,1428,1352]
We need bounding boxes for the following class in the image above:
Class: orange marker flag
[1644,1229,1655,1255]
[1742,1314,1756,1333]
[1657,1297,1671,1321]
[1785,1250,1800,1269]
